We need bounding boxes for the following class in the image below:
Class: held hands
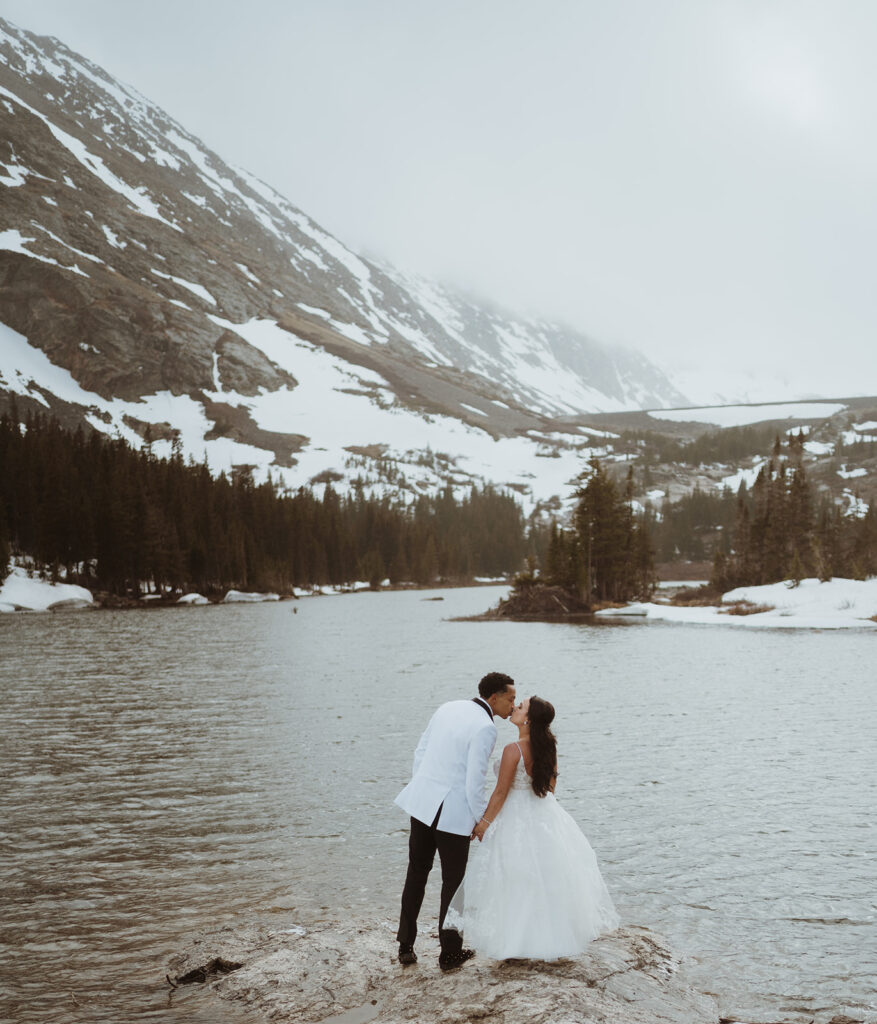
[471,817,490,842]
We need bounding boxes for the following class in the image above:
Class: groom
[395,671,516,970]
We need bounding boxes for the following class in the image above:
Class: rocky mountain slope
[0,17,688,508]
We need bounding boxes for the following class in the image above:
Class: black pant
[397,808,470,953]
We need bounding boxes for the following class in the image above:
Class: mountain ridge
[0,15,693,507]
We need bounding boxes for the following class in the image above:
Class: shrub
[720,600,775,616]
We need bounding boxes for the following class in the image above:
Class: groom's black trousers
[397,807,469,953]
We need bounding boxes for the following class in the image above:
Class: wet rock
[168,918,720,1024]
[171,957,243,986]
[46,596,94,611]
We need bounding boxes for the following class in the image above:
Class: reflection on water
[1,587,875,1023]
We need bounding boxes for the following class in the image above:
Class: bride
[445,696,619,960]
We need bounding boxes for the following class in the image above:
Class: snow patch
[649,403,846,428]
[0,567,94,612]
[719,462,765,491]
[223,590,280,603]
[597,578,877,630]
[297,304,331,319]
[0,158,28,187]
[0,228,90,277]
[235,262,260,285]
[101,224,126,249]
[842,489,869,518]
[150,268,215,305]
[804,440,834,456]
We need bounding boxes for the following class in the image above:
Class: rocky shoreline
[0,565,512,613]
[166,917,722,1024]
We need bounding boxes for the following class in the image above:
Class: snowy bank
[290,580,389,596]
[0,567,94,612]
[222,590,280,603]
[596,578,877,629]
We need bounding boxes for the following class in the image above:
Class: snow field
[0,318,597,511]
[596,577,877,629]
[649,402,847,428]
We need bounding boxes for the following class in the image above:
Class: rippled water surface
[1,587,875,1023]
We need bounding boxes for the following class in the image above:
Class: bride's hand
[472,819,489,842]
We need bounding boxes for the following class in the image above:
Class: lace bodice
[491,745,535,793]
[512,756,536,792]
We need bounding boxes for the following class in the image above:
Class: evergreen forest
[0,410,530,595]
[710,434,877,589]
[2,411,876,604]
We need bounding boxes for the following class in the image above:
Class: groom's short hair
[478,672,514,699]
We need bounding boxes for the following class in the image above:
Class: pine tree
[572,458,652,603]
[788,548,805,587]
[357,548,386,589]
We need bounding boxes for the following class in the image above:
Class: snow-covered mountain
[0,17,687,508]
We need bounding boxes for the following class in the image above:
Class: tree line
[631,431,877,584]
[711,438,877,589]
[537,437,876,603]
[3,411,873,601]
[0,409,530,595]
[627,423,788,472]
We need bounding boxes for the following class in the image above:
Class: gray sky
[5,0,877,402]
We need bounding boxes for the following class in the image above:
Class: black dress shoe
[438,948,475,971]
[398,944,417,965]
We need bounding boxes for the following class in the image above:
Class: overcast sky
[4,0,877,402]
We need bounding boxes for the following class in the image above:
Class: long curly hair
[528,696,557,797]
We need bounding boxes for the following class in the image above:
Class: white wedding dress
[445,752,619,960]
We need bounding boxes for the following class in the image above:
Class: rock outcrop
[167,917,720,1024]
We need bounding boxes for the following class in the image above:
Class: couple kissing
[395,671,618,971]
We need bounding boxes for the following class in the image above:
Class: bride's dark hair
[528,696,557,798]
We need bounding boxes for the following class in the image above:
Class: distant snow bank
[0,567,94,612]
[648,401,846,428]
[597,577,877,629]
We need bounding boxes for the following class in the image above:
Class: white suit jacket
[395,698,498,836]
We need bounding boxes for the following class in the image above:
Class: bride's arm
[472,743,520,841]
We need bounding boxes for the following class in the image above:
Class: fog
[5,0,877,402]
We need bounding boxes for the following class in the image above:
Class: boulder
[167,917,720,1024]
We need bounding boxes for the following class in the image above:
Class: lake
[1,586,874,1023]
